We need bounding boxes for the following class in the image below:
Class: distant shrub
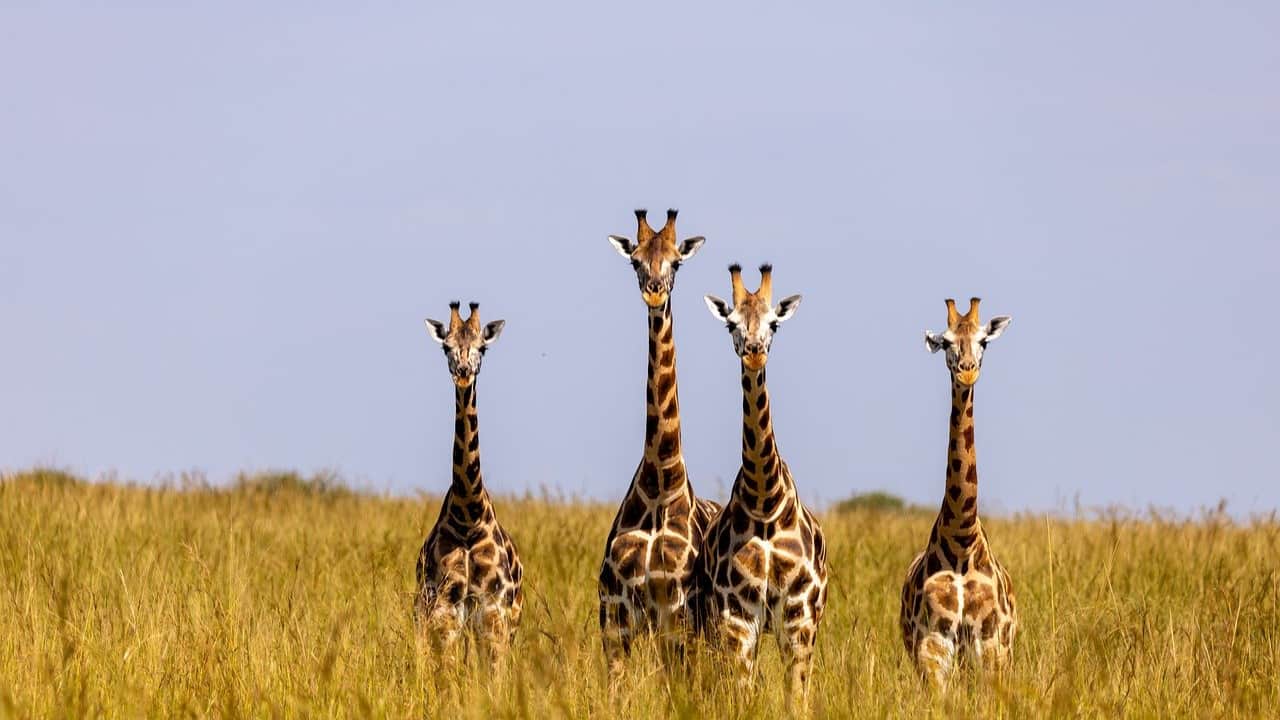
[232,469,351,498]
[3,467,85,487]
[832,491,911,514]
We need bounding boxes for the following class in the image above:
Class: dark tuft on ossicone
[667,208,678,219]
[728,263,742,273]
[759,263,773,273]
[448,300,461,309]
[469,302,479,311]
[634,208,647,220]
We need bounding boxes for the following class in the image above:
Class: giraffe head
[704,263,802,370]
[608,209,706,308]
[924,297,1011,386]
[424,301,505,388]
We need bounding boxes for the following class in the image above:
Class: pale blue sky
[2,3,1277,514]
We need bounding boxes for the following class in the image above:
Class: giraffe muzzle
[642,290,668,308]
[743,352,767,370]
[956,369,979,386]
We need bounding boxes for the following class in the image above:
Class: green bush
[832,490,911,513]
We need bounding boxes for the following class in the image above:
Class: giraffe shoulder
[695,496,723,522]
[489,521,519,555]
[903,550,927,588]
[419,523,465,572]
[800,505,826,560]
[692,496,724,540]
[611,491,652,532]
[603,528,649,581]
[415,533,437,586]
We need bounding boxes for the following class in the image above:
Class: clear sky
[2,3,1277,514]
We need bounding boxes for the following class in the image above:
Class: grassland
[1,468,1276,718]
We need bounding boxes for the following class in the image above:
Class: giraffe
[415,301,524,667]
[900,297,1017,688]
[695,263,827,708]
[597,208,722,678]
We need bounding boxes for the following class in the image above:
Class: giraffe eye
[671,260,682,270]
[769,320,779,333]
[726,321,738,332]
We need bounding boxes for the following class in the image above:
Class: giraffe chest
[606,524,699,580]
[903,549,1017,657]
[612,487,695,537]
[716,532,813,591]
[422,525,520,607]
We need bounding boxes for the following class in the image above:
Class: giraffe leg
[779,621,816,711]
[657,616,686,668]
[716,607,759,689]
[598,561,634,683]
[422,594,466,666]
[917,573,963,689]
[413,584,434,637]
[656,584,695,669]
[507,583,524,647]
[975,612,1015,676]
[600,598,634,683]
[477,601,512,670]
[983,571,1017,676]
[917,630,957,690]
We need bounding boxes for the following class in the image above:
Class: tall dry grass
[1,468,1276,718]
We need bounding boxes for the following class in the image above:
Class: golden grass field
[1,468,1277,718]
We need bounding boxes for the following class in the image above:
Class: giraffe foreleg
[652,575,696,668]
[715,603,760,689]
[973,609,1016,676]
[507,582,524,646]
[421,588,467,665]
[779,620,816,711]
[657,614,689,668]
[917,631,957,690]
[476,601,513,670]
[917,573,964,689]
[413,584,434,634]
[600,611,634,682]
[598,583,634,682]
[980,566,1018,675]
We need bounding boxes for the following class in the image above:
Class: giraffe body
[598,470,721,662]
[696,264,827,707]
[598,210,720,676]
[416,302,523,664]
[901,297,1017,687]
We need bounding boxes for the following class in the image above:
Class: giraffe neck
[445,382,493,525]
[933,379,981,549]
[734,363,792,517]
[636,300,688,495]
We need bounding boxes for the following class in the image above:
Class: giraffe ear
[677,236,705,261]
[774,294,802,323]
[482,320,506,345]
[924,331,946,353]
[607,235,635,258]
[704,294,733,322]
[983,315,1011,342]
[425,318,448,344]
